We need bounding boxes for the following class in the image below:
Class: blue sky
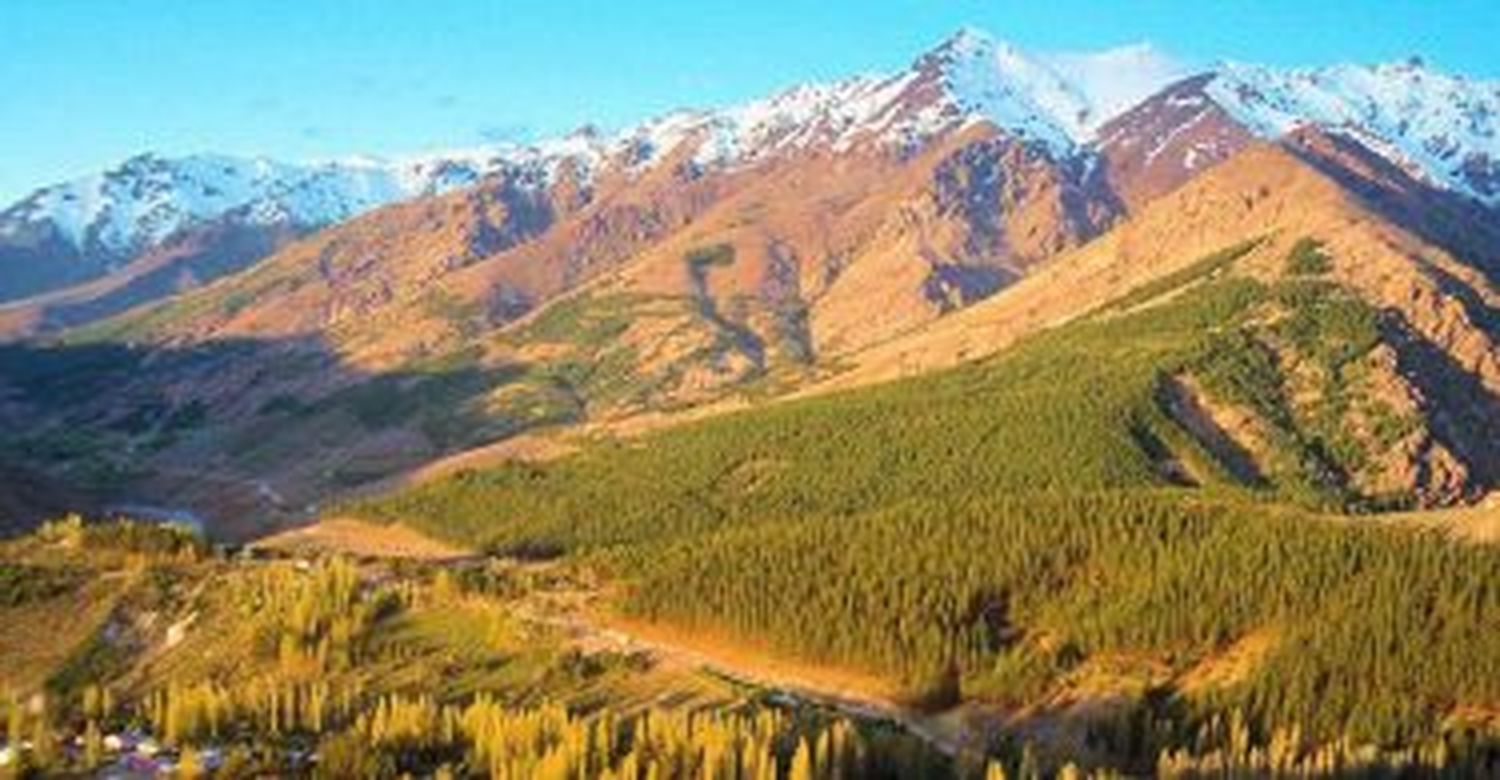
[1,0,1496,202]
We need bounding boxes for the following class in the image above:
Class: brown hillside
[818,139,1499,500]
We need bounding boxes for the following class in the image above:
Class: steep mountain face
[827,138,1500,504]
[1207,59,1500,206]
[1095,74,1257,210]
[0,28,1181,330]
[0,152,509,303]
[61,31,1163,361]
[1,28,1498,533]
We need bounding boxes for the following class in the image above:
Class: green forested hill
[352,241,1500,772]
[360,240,1424,553]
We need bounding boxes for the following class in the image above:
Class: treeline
[8,673,955,778]
[1145,710,1479,776]
[5,681,958,779]
[34,513,206,558]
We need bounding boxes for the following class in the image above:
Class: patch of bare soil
[494,572,966,756]
[982,654,1173,766]
[1158,374,1268,486]
[1372,495,1500,544]
[1177,629,1279,695]
[1447,704,1500,733]
[252,517,477,561]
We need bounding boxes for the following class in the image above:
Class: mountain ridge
[0,28,1496,534]
[7,28,1498,317]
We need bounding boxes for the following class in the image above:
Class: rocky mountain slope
[825,137,1499,503]
[0,28,1179,328]
[5,29,1497,332]
[0,28,1496,533]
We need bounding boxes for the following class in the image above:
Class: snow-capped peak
[918,27,1092,151]
[1205,58,1500,204]
[8,28,1499,268]
[915,28,1188,152]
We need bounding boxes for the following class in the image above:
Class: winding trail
[505,575,969,757]
[246,516,968,755]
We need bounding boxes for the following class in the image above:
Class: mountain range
[0,27,1496,535]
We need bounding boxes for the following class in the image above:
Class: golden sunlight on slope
[818,141,1500,402]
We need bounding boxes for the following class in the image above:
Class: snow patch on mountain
[919,28,1189,154]
[1207,59,1500,205]
[8,26,1499,268]
[604,69,944,174]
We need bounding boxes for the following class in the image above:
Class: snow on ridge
[10,28,1500,260]
[1206,59,1500,204]
[3,26,1182,257]
[920,27,1089,153]
[1,145,593,257]
[919,28,1191,153]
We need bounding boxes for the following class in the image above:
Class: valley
[0,18,1498,779]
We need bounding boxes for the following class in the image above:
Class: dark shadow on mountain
[0,333,568,541]
[1282,130,1500,287]
[685,244,766,372]
[0,225,98,304]
[1382,313,1500,491]
[922,262,1018,311]
[0,459,87,537]
[1420,260,1500,337]
[12,221,300,338]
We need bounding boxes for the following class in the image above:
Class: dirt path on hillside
[1363,497,1500,543]
[504,581,969,756]
[244,517,973,754]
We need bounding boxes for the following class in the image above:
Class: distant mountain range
[0,28,1495,533]
[4,28,1496,311]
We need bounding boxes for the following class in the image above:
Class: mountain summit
[915,27,1187,148]
[5,28,1497,313]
